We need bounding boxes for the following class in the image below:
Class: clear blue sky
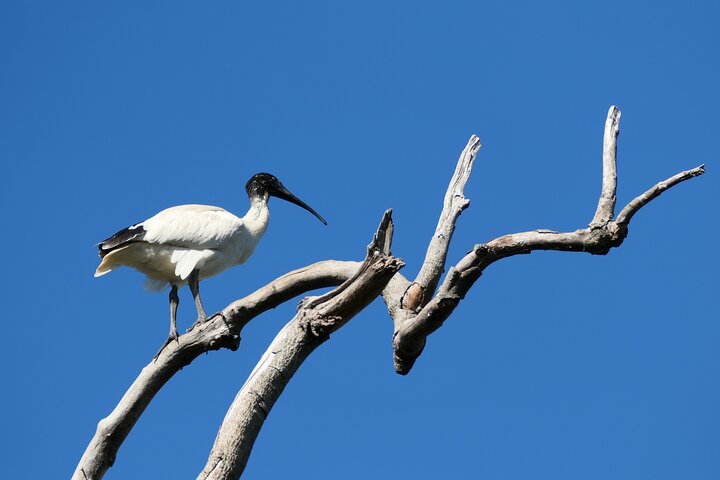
[1,2,717,479]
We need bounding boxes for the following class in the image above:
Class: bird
[94,172,327,357]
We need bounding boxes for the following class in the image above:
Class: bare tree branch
[388,136,481,371]
[392,107,704,374]
[74,107,704,478]
[616,164,705,224]
[590,105,621,227]
[411,135,481,308]
[74,214,410,480]
[197,210,404,480]
[73,260,361,480]
[303,211,393,309]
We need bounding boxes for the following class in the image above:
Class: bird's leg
[188,269,208,325]
[169,284,180,340]
[154,284,180,361]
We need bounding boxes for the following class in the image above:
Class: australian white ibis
[95,172,327,356]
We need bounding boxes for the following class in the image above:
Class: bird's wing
[98,223,146,258]
[170,248,215,279]
[145,206,243,279]
[136,204,244,250]
[96,205,245,280]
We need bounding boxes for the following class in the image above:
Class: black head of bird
[245,172,327,225]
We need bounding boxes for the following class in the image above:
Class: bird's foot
[187,311,226,333]
[153,331,180,362]
[208,311,227,324]
[189,313,208,330]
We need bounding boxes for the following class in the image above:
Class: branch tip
[369,209,394,255]
[590,105,622,227]
[468,134,482,152]
[616,163,706,224]
[608,105,621,124]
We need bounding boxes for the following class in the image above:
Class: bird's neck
[242,197,270,237]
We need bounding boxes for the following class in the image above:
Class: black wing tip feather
[98,223,146,257]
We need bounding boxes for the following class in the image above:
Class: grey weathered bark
[411,135,481,309]
[197,210,402,479]
[73,260,364,480]
[590,105,621,227]
[391,106,704,374]
[74,106,704,480]
[388,135,481,372]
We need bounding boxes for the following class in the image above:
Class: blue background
[1,2,717,478]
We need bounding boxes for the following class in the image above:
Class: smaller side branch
[198,211,404,480]
[616,164,705,224]
[384,135,479,371]
[304,209,394,310]
[410,135,481,311]
[388,135,480,345]
[393,162,704,373]
[590,106,621,227]
[392,106,705,374]
[392,226,622,373]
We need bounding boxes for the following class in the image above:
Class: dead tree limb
[590,105,621,227]
[391,106,705,374]
[615,165,704,224]
[74,218,408,480]
[197,210,403,480]
[386,136,481,371]
[410,135,481,310]
[74,106,704,479]
[73,260,374,480]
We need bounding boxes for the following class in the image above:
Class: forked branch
[73,260,373,480]
[408,135,481,312]
[392,106,704,374]
[75,107,704,480]
[198,210,404,480]
[386,136,481,371]
[74,212,406,480]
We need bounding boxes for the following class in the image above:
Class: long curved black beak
[270,183,327,225]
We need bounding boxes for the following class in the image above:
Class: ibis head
[245,172,327,225]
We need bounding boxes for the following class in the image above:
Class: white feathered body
[95,202,269,291]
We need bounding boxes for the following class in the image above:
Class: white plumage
[95,203,268,287]
[95,173,326,357]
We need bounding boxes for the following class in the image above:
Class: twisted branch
[392,106,704,374]
[74,107,704,479]
[197,210,403,479]
[73,261,362,480]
